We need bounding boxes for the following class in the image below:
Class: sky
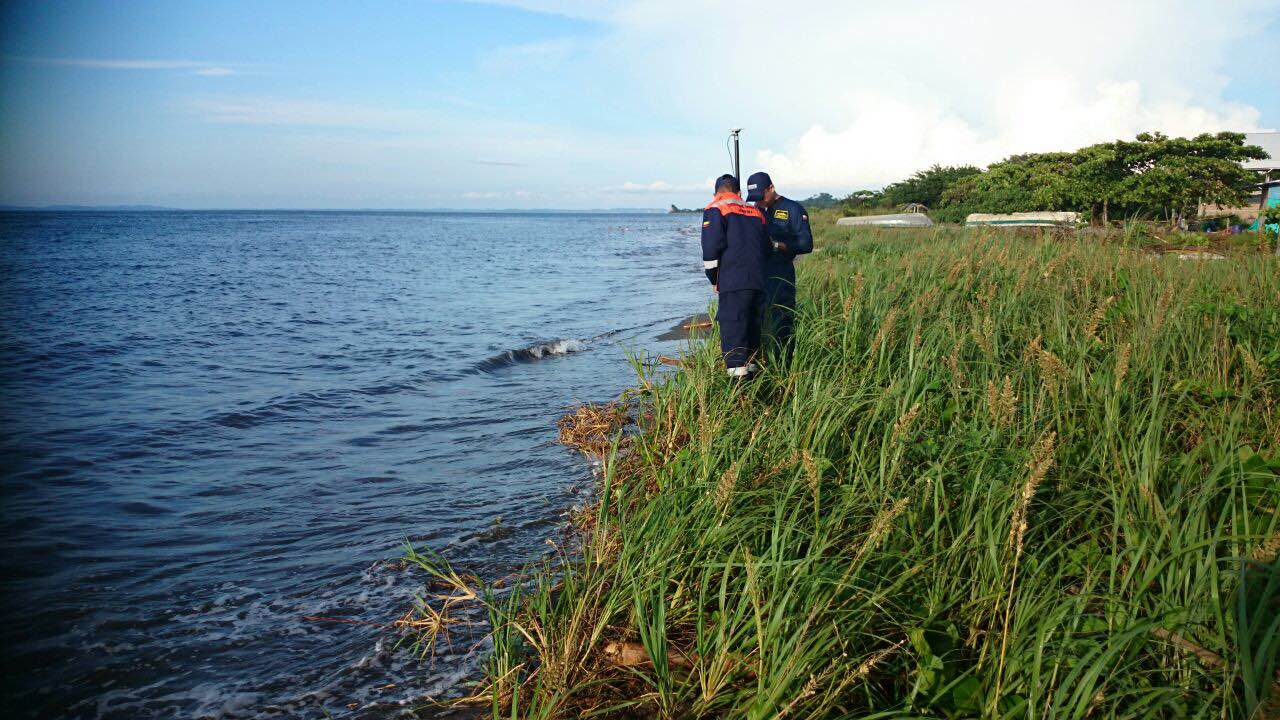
[0,0,1277,209]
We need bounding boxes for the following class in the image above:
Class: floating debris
[656,313,712,340]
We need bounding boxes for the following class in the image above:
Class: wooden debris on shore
[656,313,713,340]
[657,355,686,368]
[601,641,694,668]
[556,402,630,457]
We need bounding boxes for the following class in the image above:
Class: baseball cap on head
[745,171,772,202]
[714,174,740,194]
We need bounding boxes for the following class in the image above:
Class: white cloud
[186,98,426,128]
[468,0,622,20]
[494,0,1278,191]
[478,39,576,73]
[7,56,237,76]
[618,180,709,193]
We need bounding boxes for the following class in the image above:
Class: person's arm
[789,204,814,257]
[701,208,726,287]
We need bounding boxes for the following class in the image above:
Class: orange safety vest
[705,192,765,222]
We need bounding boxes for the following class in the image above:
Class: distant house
[1242,132,1280,178]
[1199,132,1279,224]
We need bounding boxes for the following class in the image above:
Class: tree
[881,164,982,209]
[935,132,1268,226]
[938,153,1078,221]
[1070,142,1130,225]
[801,192,840,209]
[1115,132,1268,225]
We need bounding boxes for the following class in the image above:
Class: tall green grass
[410,222,1279,718]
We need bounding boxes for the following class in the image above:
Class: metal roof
[1244,132,1280,170]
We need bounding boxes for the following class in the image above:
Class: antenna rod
[729,128,742,186]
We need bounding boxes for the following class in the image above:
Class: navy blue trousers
[764,268,797,357]
[717,289,764,375]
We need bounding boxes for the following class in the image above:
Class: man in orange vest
[701,174,769,378]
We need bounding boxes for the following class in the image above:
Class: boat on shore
[965,211,1079,228]
[836,213,934,228]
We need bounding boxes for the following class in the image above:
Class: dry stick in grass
[993,431,1057,710]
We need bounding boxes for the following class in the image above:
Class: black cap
[745,171,772,202]
[714,174,739,193]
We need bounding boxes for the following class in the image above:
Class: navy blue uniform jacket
[762,196,814,299]
[701,193,768,292]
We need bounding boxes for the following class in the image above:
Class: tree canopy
[936,132,1268,224]
[824,132,1269,225]
[881,164,983,210]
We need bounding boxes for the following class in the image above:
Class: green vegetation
[882,165,983,212]
[800,193,842,210]
[834,133,1269,226]
[408,218,1279,718]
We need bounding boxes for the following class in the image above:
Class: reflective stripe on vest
[705,193,765,223]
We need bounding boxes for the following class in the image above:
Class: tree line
[812,132,1269,225]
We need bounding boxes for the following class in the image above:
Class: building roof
[1243,132,1280,170]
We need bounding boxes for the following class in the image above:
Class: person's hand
[773,241,789,253]
[713,284,718,293]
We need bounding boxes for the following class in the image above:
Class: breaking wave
[473,338,588,372]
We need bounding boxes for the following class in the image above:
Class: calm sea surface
[0,211,706,718]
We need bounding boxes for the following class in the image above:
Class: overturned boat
[965,212,1079,228]
[836,213,934,228]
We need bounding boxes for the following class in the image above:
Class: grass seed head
[986,375,1017,429]
[891,402,922,444]
[1085,295,1115,343]
[714,462,739,507]
[1153,284,1175,333]
[1008,431,1057,552]
[872,308,900,355]
[1238,345,1265,381]
[801,450,821,492]
[1115,342,1132,389]
[1026,335,1067,389]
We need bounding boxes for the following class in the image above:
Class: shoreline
[406,215,1280,718]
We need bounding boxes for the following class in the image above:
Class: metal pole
[729,128,742,186]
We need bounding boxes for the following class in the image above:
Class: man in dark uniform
[701,174,768,378]
[745,171,813,359]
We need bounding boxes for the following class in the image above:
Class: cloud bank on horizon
[0,0,1276,208]
[502,0,1275,192]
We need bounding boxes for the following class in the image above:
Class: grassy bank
[411,217,1279,718]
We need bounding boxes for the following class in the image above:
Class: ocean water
[0,211,707,718]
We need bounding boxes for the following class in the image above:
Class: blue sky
[1,0,1278,209]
